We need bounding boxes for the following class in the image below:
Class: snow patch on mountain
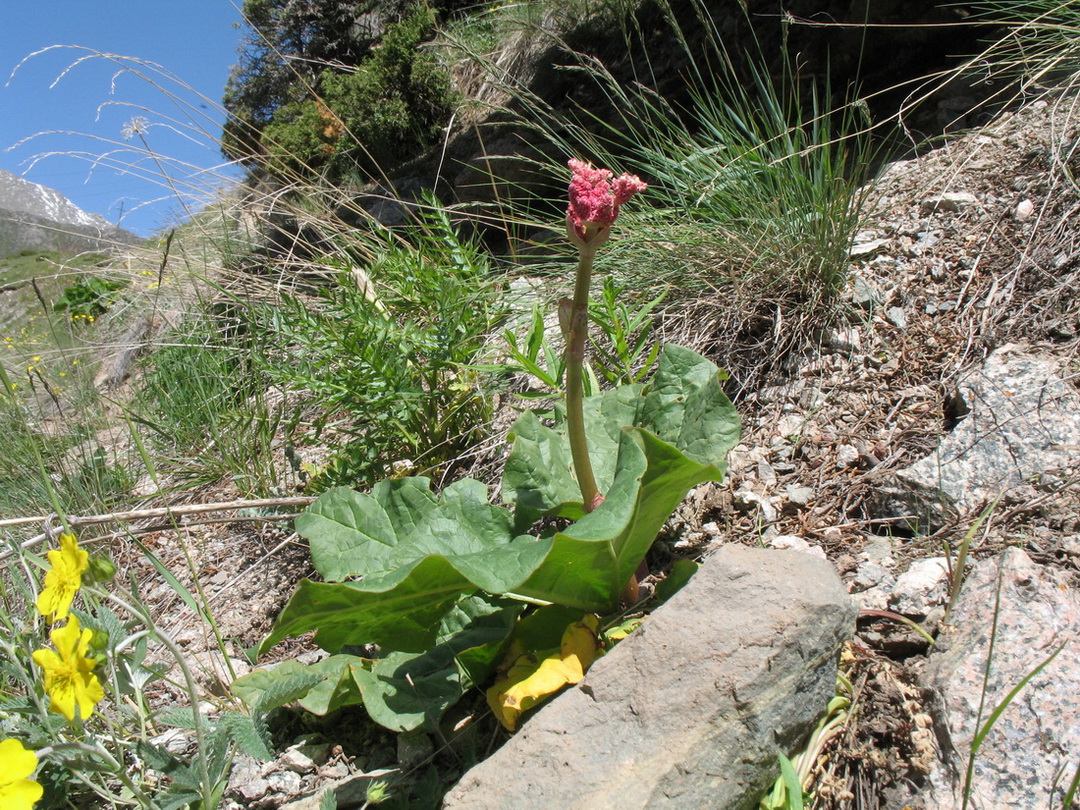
[0,168,115,232]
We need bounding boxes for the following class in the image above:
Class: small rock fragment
[768,534,827,560]
[886,306,908,329]
[848,275,884,309]
[732,486,779,523]
[915,230,942,254]
[836,444,860,468]
[850,561,893,593]
[227,755,270,803]
[785,485,815,508]
[318,762,350,780]
[234,777,272,803]
[889,557,950,616]
[825,328,862,354]
[860,538,895,563]
[1062,535,1080,558]
[849,239,890,260]
[1015,198,1035,221]
[776,413,804,438]
[756,457,777,483]
[280,748,317,774]
[266,770,303,796]
[921,191,977,213]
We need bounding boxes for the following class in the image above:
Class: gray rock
[732,485,780,523]
[785,485,815,508]
[233,776,272,803]
[918,549,1080,809]
[1063,535,1080,559]
[914,229,942,253]
[875,346,1080,531]
[227,755,270,803]
[279,748,317,775]
[776,413,805,439]
[443,545,856,810]
[266,770,303,796]
[921,191,978,213]
[756,457,778,483]
[848,275,884,307]
[850,584,891,612]
[825,327,862,354]
[848,540,898,611]
[849,238,890,260]
[851,561,894,593]
[768,534,826,561]
[889,557,950,617]
[860,538,896,564]
[836,444,860,468]
[886,305,908,329]
[317,762,349,780]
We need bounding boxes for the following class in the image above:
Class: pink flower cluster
[567,159,647,246]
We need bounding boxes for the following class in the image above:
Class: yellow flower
[0,738,43,809]
[487,615,601,731]
[36,533,88,623]
[32,615,104,722]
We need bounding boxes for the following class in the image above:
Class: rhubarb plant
[238,161,741,733]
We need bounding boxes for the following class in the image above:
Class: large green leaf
[230,654,368,716]
[502,344,740,611]
[353,596,522,732]
[241,600,522,733]
[511,429,713,610]
[297,477,543,588]
[262,344,738,653]
[502,344,737,515]
[260,478,551,654]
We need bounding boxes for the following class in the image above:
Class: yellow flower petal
[0,738,38,782]
[32,616,104,723]
[0,738,43,810]
[36,533,87,622]
[30,649,60,670]
[57,533,89,575]
[45,679,79,723]
[487,615,601,731]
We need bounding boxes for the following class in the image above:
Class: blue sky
[0,2,246,238]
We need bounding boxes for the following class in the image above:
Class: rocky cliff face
[0,169,142,256]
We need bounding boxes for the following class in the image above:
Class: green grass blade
[778,750,804,810]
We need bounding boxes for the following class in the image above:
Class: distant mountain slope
[0,169,142,256]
